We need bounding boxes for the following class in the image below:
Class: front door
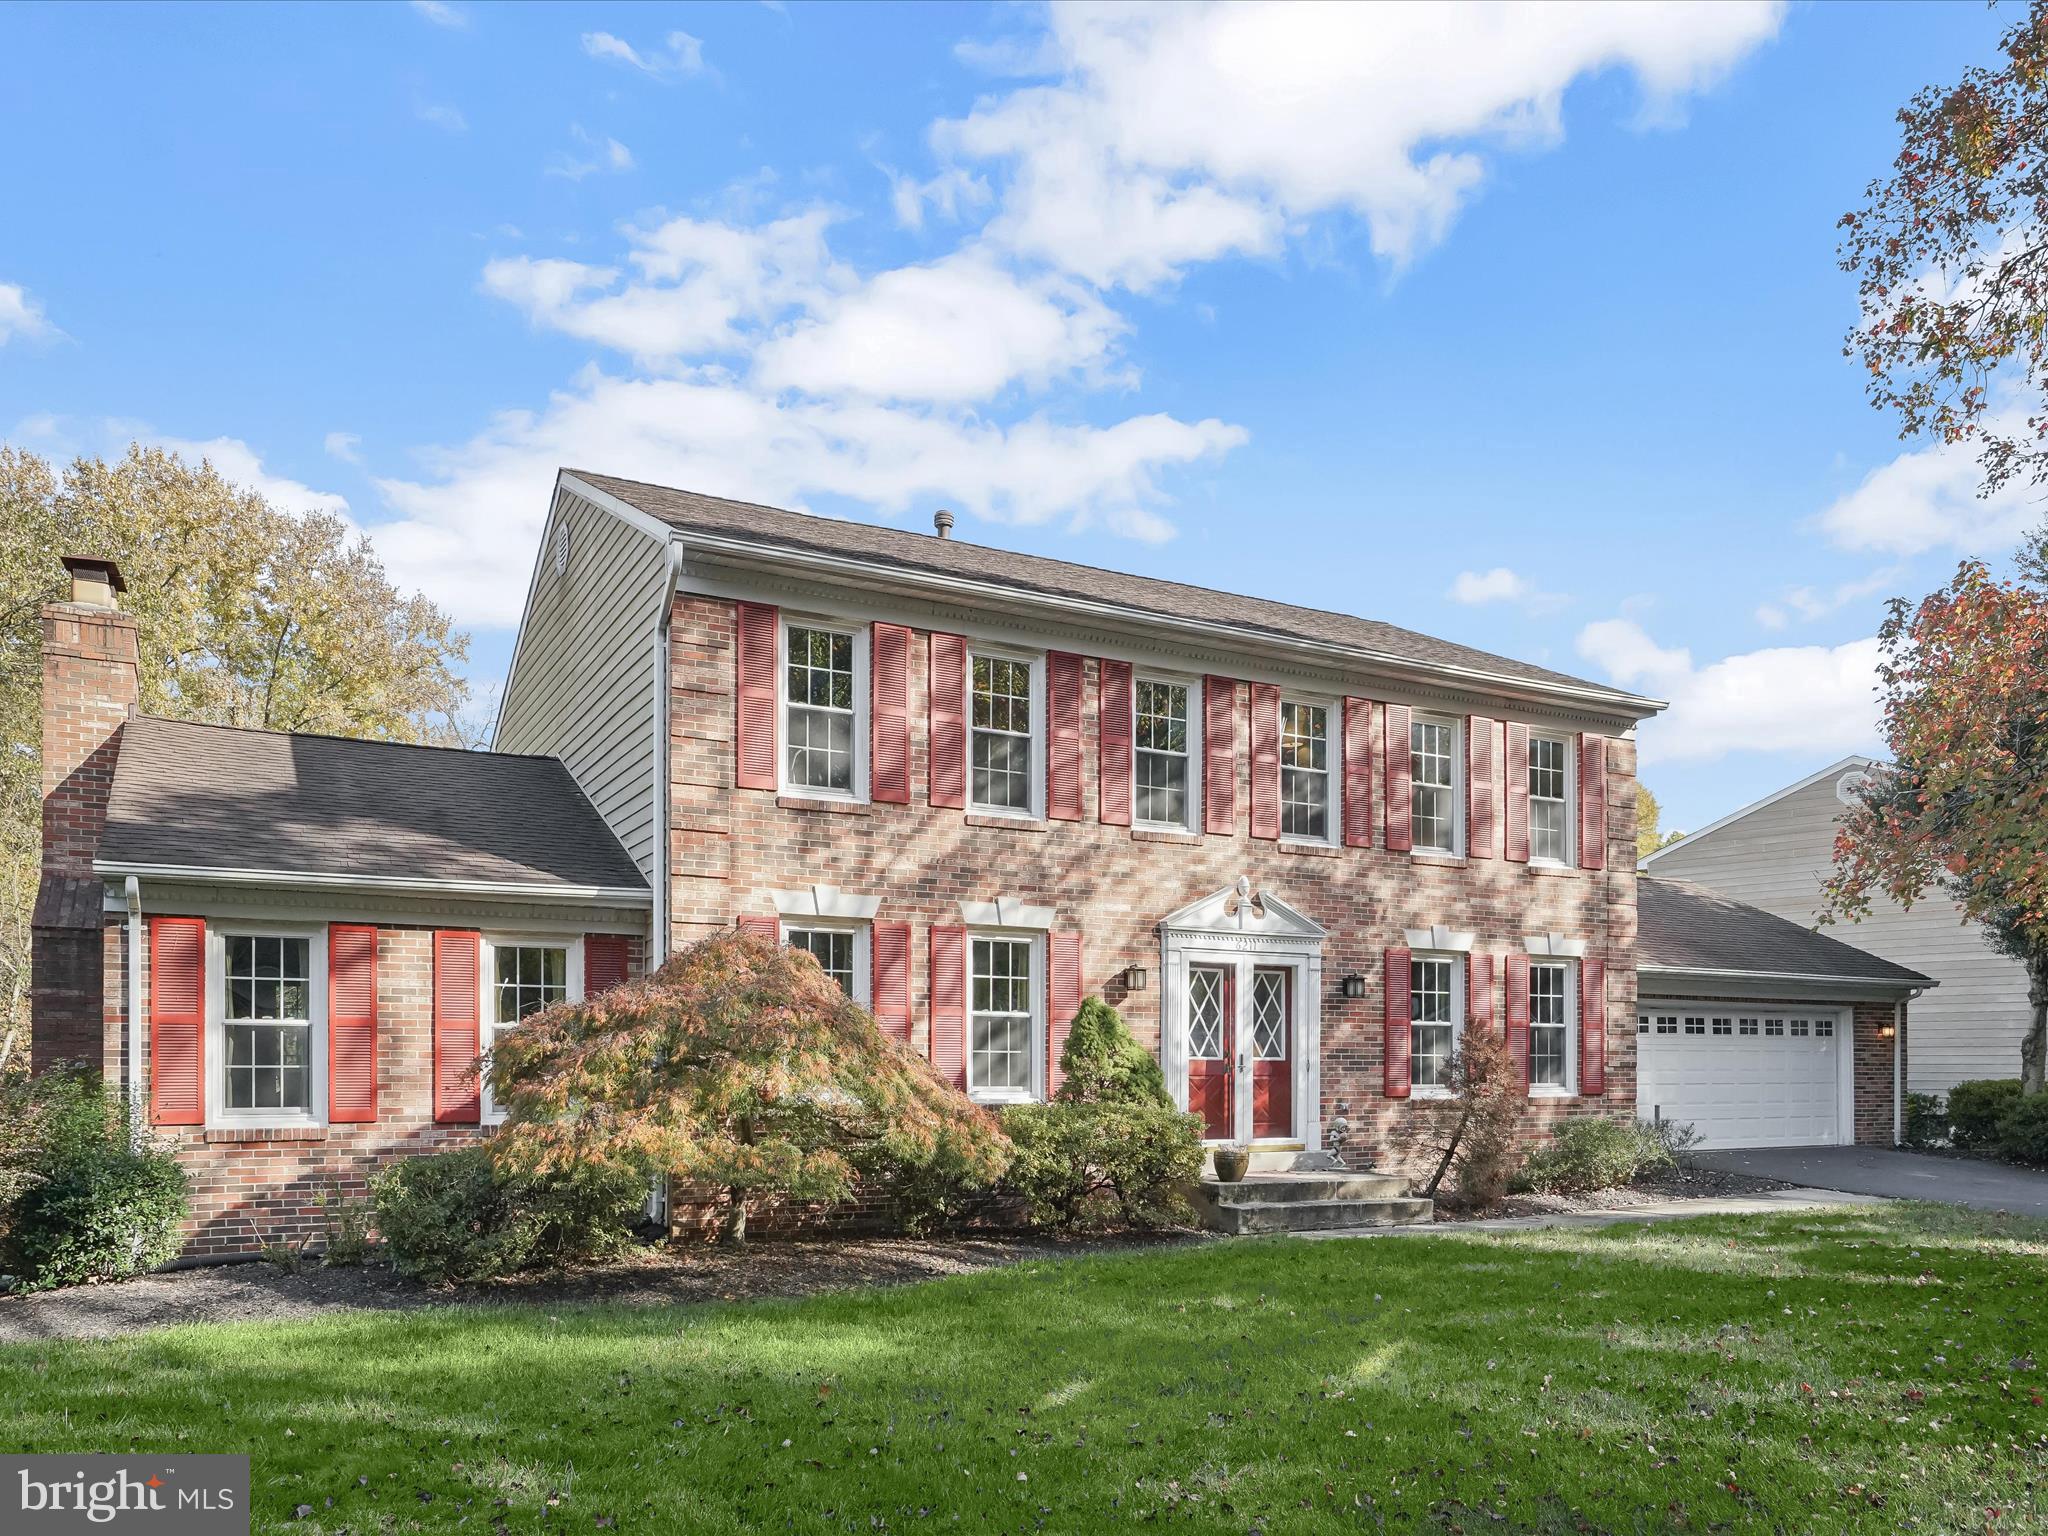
[1185,965,1234,1139]
[1250,967,1293,1138]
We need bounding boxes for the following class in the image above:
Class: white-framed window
[214,929,325,1125]
[969,650,1043,817]
[482,936,583,1123]
[1411,715,1461,854]
[781,618,868,801]
[968,932,1042,1103]
[1280,699,1334,842]
[1528,960,1575,1093]
[782,922,870,1006]
[1528,734,1573,864]
[1410,953,1463,1092]
[1134,675,1200,830]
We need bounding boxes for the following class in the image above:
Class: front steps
[1192,1158,1434,1235]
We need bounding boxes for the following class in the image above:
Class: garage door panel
[1637,1006,1845,1149]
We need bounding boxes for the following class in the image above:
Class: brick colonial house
[30,478,1928,1255]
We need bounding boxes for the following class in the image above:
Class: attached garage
[1636,877,1931,1150]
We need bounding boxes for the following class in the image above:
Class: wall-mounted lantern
[1340,973,1366,1000]
[1122,966,1148,992]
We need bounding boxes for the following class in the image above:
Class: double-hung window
[1411,716,1459,854]
[969,935,1039,1102]
[970,653,1038,815]
[1410,954,1462,1091]
[1528,735,1572,864]
[1135,678,1196,829]
[1280,700,1331,841]
[224,935,315,1115]
[483,938,578,1122]
[784,622,864,799]
[783,923,869,1005]
[1528,961,1574,1091]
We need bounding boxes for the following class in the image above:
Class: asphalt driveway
[1694,1145,2048,1217]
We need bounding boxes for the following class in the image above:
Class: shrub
[1637,1117,1702,1170]
[317,1183,374,1266]
[1002,1101,1204,1230]
[1517,1118,1646,1195]
[1902,1092,1948,1150]
[0,1066,188,1292]
[1996,1092,2048,1166]
[1394,1025,1521,1211]
[371,1148,643,1286]
[1055,997,1170,1107]
[1947,1079,2023,1150]
[851,1133,1008,1235]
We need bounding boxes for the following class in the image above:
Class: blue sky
[0,1,2028,832]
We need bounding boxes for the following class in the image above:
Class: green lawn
[3,1206,2045,1533]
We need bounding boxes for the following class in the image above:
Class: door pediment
[1160,877,1325,943]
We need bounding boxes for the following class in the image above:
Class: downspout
[1893,987,1923,1147]
[652,540,683,966]
[124,875,143,1146]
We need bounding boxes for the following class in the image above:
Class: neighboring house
[1644,756,2022,1097]
[30,485,1930,1256]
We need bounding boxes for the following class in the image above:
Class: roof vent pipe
[933,508,954,539]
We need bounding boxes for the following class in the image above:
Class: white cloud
[411,0,466,26]
[1753,566,1903,630]
[1577,617,1881,764]
[581,29,706,78]
[932,2,1783,289]
[324,431,362,464]
[0,281,60,344]
[545,127,634,182]
[888,165,992,231]
[1817,422,2040,558]
[1450,567,1528,605]
[154,435,353,526]
[416,100,467,133]
[371,367,1242,625]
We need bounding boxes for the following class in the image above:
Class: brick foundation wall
[668,595,1641,1175]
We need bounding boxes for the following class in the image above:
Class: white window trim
[1278,693,1341,848]
[206,922,328,1131]
[1527,732,1575,867]
[1409,713,1465,858]
[1409,950,1465,1099]
[778,614,870,805]
[965,928,1045,1106]
[480,934,585,1125]
[1526,958,1578,1097]
[966,646,1046,821]
[1132,672,1203,833]
[780,918,871,1007]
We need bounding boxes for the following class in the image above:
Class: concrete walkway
[1694,1145,2048,1218]
[1298,1185,1888,1239]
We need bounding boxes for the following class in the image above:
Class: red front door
[1186,965,1234,1139]
[1251,967,1293,1139]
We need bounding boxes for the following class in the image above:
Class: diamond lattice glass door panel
[1185,965,1233,1139]
[1250,967,1292,1139]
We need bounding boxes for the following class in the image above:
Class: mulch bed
[1430,1163,1801,1223]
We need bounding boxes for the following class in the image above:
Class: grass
[3,1204,2046,1533]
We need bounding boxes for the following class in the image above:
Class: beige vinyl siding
[1651,773,2030,1094]
[494,489,668,886]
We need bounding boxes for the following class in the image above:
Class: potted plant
[1211,1143,1251,1182]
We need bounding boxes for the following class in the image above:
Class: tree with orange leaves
[485,930,1013,1242]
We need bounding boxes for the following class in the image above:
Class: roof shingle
[1639,875,1930,988]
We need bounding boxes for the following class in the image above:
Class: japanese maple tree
[486,931,1012,1241]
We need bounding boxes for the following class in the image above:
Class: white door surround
[1159,878,1325,1147]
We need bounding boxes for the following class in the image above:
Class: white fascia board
[1641,754,1879,868]
[94,860,653,907]
[1637,962,1933,999]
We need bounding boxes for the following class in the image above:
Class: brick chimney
[31,556,139,1072]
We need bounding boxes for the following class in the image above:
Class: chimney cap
[933,508,955,539]
[60,555,128,594]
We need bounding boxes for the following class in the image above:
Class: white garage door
[1635,1005,1849,1149]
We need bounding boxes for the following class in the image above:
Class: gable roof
[1638,874,1929,989]
[95,716,646,897]
[569,470,1662,716]
[1640,755,1876,868]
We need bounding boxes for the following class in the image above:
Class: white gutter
[93,861,652,907]
[1639,963,1937,994]
[124,875,143,1144]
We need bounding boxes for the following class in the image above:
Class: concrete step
[1202,1171,1412,1204]
[1200,1196,1435,1235]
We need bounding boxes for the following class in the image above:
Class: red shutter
[1578,733,1608,871]
[584,933,631,995]
[1048,931,1082,1095]
[1467,951,1494,1039]
[872,921,912,1040]
[737,915,780,943]
[1467,715,1496,859]
[1504,953,1531,1094]
[929,925,966,1090]
[1203,676,1237,835]
[327,923,378,1124]
[1048,651,1084,821]
[1383,703,1413,853]
[1249,682,1280,840]
[1098,659,1132,826]
[928,633,967,809]
[1504,722,1531,864]
[871,622,912,804]
[735,601,778,792]
[148,915,205,1126]
[1343,697,1374,848]
[1579,958,1607,1095]
[1383,947,1411,1099]
[432,930,481,1125]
